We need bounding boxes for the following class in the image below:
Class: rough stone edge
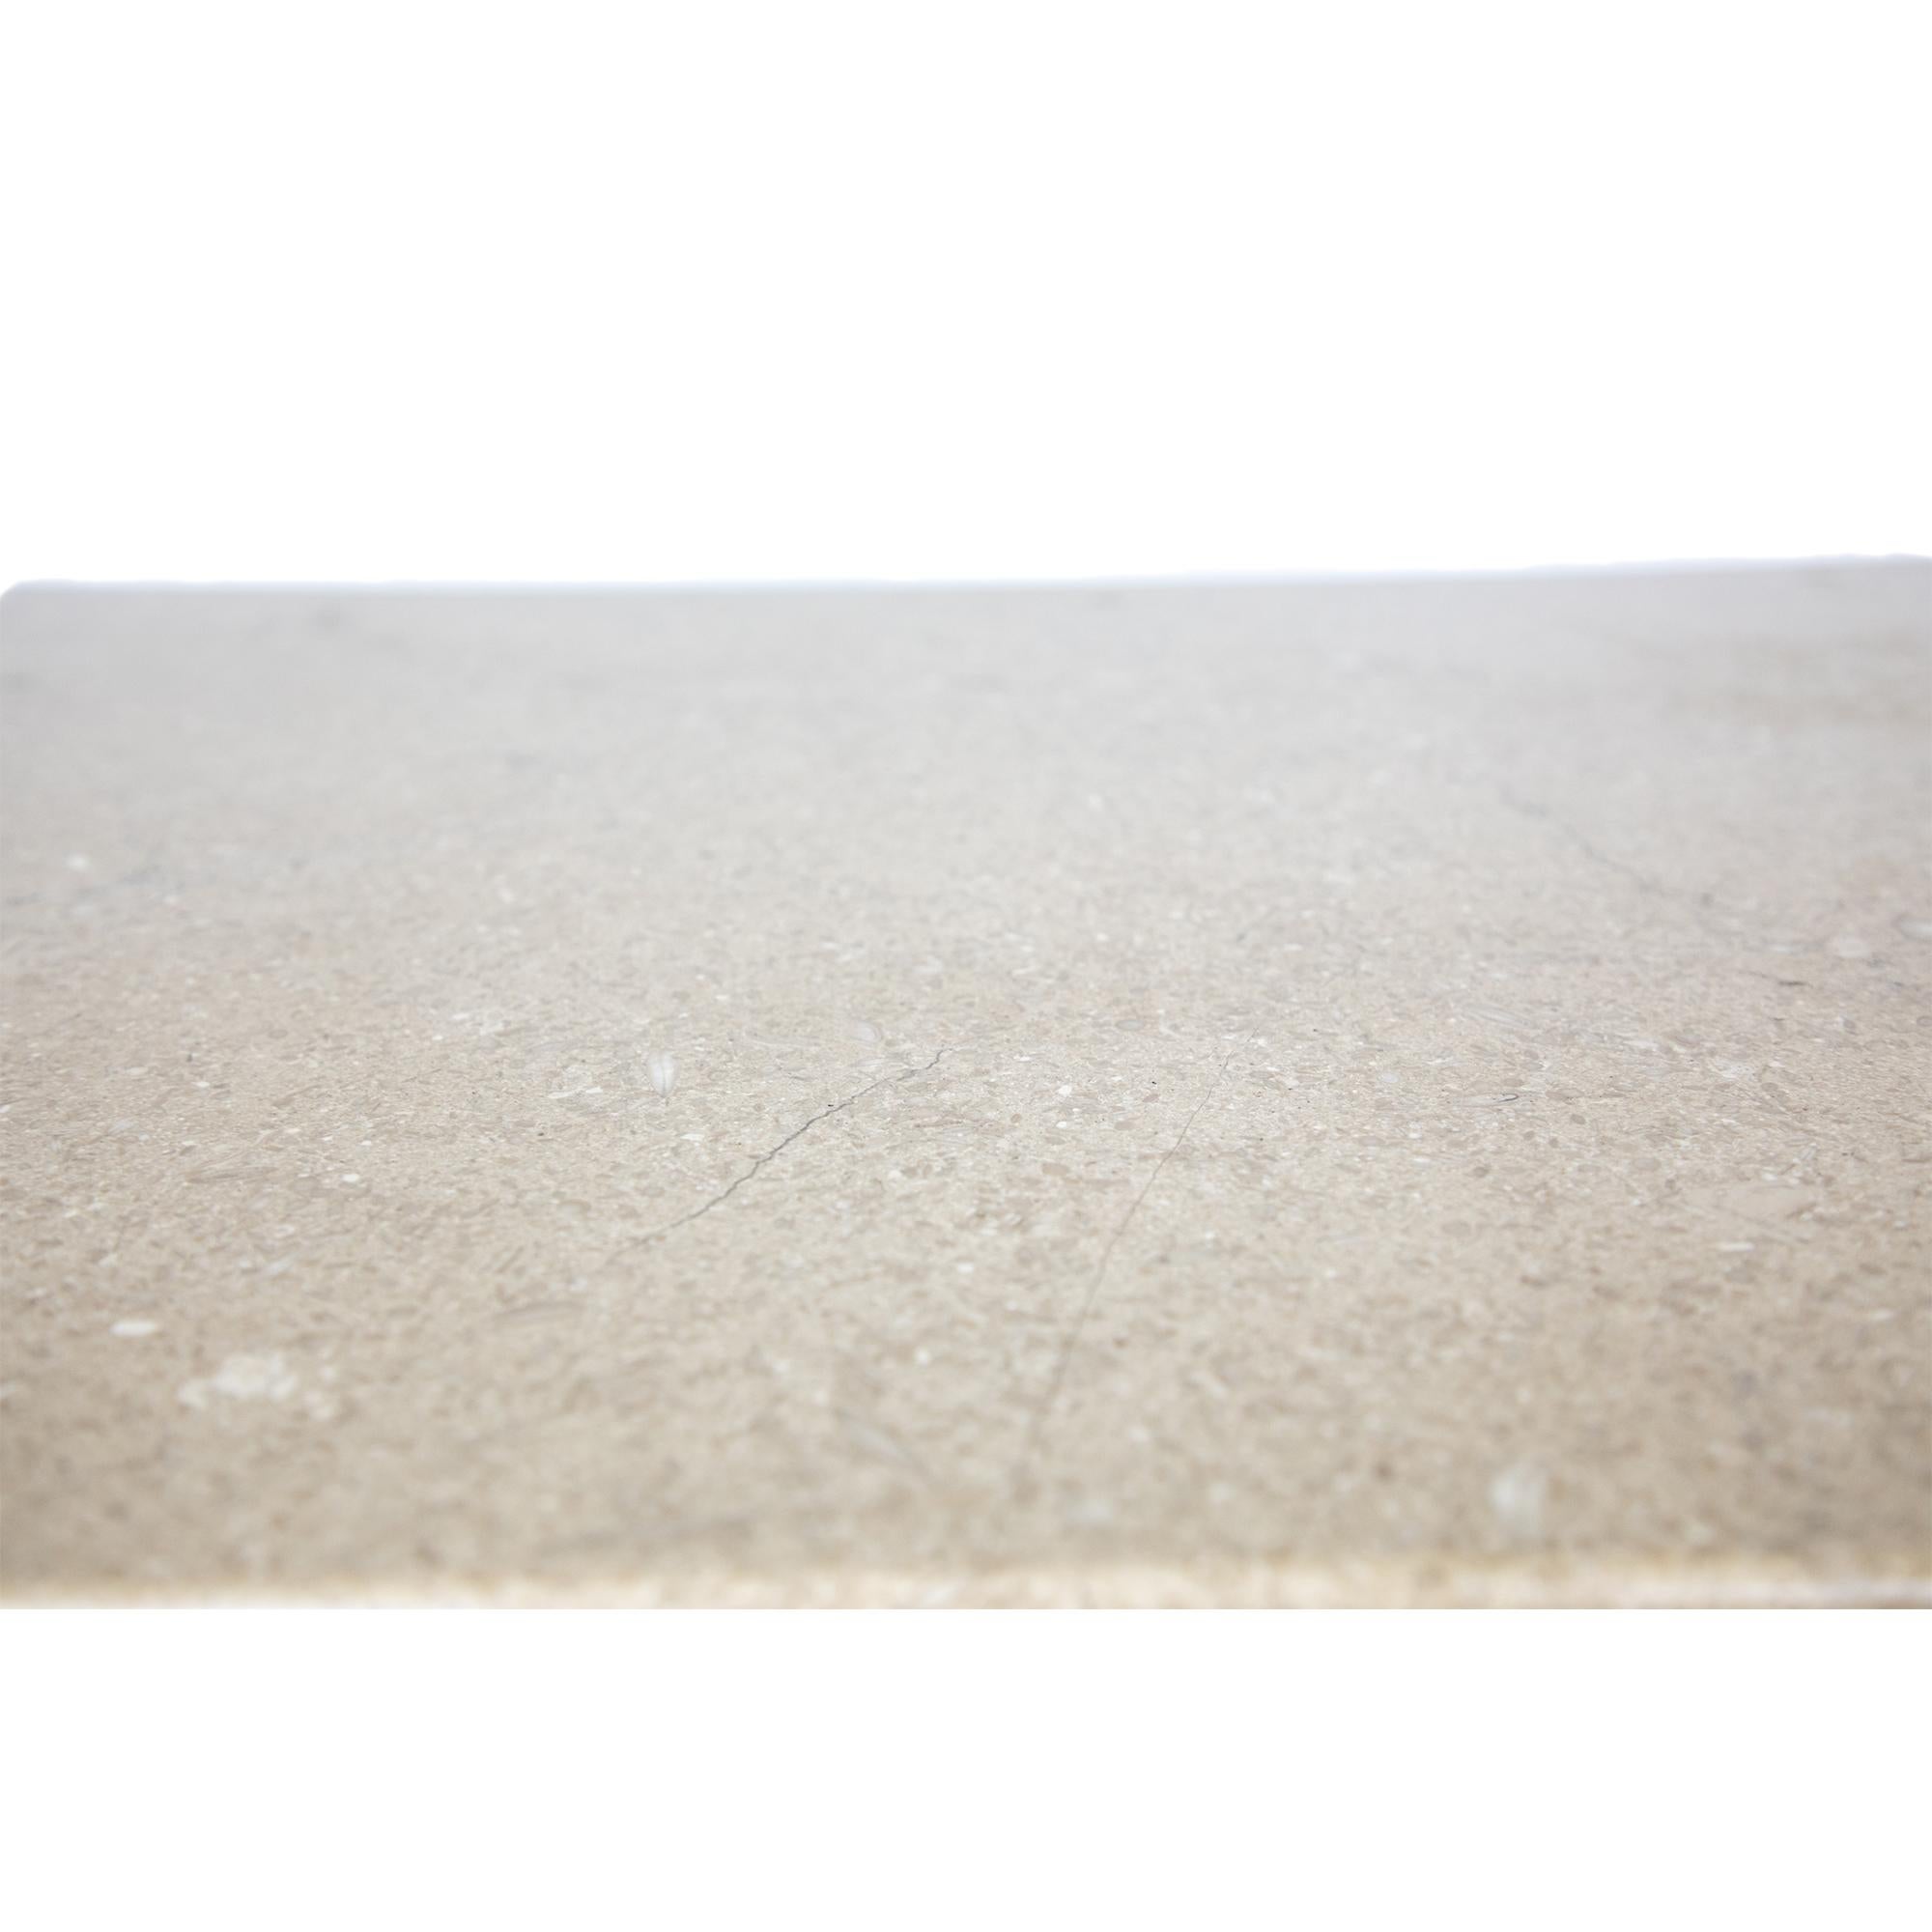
[7,1554,1928,1609]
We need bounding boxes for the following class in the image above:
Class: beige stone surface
[2,567,1928,1605]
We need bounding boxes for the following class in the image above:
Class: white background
[6,1614,1928,1928]
[2,5,1927,1927]
[3,0,1925,587]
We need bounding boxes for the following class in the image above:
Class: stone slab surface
[2,567,1928,1604]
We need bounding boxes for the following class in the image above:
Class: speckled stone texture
[2,567,1928,1604]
